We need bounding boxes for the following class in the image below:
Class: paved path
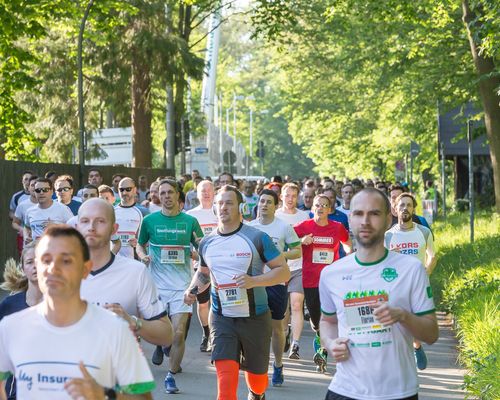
[144,311,465,399]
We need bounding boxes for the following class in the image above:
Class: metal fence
[0,159,173,273]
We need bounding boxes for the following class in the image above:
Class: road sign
[410,141,420,157]
[256,140,265,158]
[195,147,208,154]
[223,150,236,165]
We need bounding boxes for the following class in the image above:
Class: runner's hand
[184,289,197,305]
[128,237,138,248]
[140,255,151,265]
[301,233,313,245]
[329,337,350,362]
[234,274,255,289]
[372,302,406,325]
[64,361,105,400]
[103,303,134,329]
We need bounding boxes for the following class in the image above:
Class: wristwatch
[131,315,143,333]
[104,387,117,399]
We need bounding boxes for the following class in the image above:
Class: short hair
[44,171,58,179]
[28,175,39,183]
[83,184,98,192]
[353,188,391,215]
[217,185,243,205]
[282,182,300,195]
[341,183,353,191]
[218,172,234,182]
[389,184,404,194]
[98,184,114,195]
[159,179,179,192]
[197,180,214,193]
[40,225,90,262]
[22,170,35,177]
[112,173,125,181]
[271,175,283,183]
[88,168,102,176]
[35,177,53,190]
[259,189,279,205]
[55,174,74,188]
[313,194,331,207]
[396,192,417,208]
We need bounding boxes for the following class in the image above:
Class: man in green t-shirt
[137,179,203,394]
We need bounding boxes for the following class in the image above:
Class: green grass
[431,210,500,399]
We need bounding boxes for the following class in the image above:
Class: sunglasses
[56,187,71,193]
[313,203,330,208]
[119,187,134,193]
[35,188,51,193]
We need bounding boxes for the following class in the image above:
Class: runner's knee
[245,371,268,395]
[215,359,239,400]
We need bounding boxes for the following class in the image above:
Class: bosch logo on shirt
[313,236,333,244]
[235,252,251,258]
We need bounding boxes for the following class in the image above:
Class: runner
[111,173,124,199]
[388,184,431,229]
[184,185,290,400]
[77,198,173,348]
[81,184,99,201]
[9,170,34,254]
[248,189,302,387]
[98,184,118,205]
[137,179,203,394]
[186,180,218,352]
[319,188,439,400]
[294,194,351,372]
[24,178,73,243]
[385,192,437,370]
[11,175,38,247]
[0,225,155,399]
[337,183,354,217]
[275,183,310,360]
[137,175,149,202]
[298,187,315,211]
[142,181,162,212]
[115,177,149,259]
[76,168,103,198]
[242,180,259,217]
[54,175,81,215]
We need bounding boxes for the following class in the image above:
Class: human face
[55,180,73,204]
[112,176,122,191]
[77,200,116,249]
[138,176,148,190]
[159,183,180,211]
[22,248,37,284]
[149,183,160,204]
[243,182,254,197]
[312,197,331,220]
[99,192,115,205]
[22,173,33,192]
[215,191,240,225]
[82,188,98,202]
[28,179,37,197]
[350,192,391,248]
[258,194,276,218]
[36,235,91,300]
[197,182,214,205]
[335,181,343,195]
[119,179,137,206]
[282,187,298,210]
[390,189,403,216]
[341,185,354,207]
[219,174,233,186]
[192,170,200,180]
[34,182,53,206]
[303,189,315,209]
[323,190,336,209]
[397,196,414,223]
[88,171,102,186]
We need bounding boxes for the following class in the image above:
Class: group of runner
[0,169,438,400]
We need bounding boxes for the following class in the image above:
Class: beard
[400,212,412,223]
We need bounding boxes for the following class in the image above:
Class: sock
[203,325,210,337]
[292,340,299,347]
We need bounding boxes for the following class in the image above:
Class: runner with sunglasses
[294,194,351,372]
[54,175,81,215]
[24,178,73,243]
[115,177,150,259]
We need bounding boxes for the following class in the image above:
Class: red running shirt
[294,219,349,288]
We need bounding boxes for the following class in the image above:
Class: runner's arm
[341,238,352,254]
[11,217,23,235]
[0,381,6,400]
[111,238,121,255]
[320,313,350,360]
[236,254,290,288]
[184,266,211,305]
[283,245,301,260]
[425,235,437,275]
[136,243,150,263]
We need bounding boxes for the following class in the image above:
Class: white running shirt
[187,206,218,236]
[384,223,434,266]
[319,250,435,399]
[24,202,73,241]
[275,208,309,271]
[114,204,148,258]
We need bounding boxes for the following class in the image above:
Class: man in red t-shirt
[294,194,351,372]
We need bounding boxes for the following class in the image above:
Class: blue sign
[195,147,209,154]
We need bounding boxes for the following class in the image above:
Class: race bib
[312,247,334,264]
[160,246,185,264]
[201,224,217,235]
[343,294,388,330]
[217,283,249,307]
[118,231,135,246]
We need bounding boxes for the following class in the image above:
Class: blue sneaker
[272,363,284,387]
[164,372,179,394]
[313,334,321,353]
[414,346,427,370]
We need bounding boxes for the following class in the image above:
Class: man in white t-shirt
[24,178,74,243]
[275,182,309,359]
[385,192,437,370]
[77,198,173,347]
[336,183,353,216]
[12,175,38,246]
[0,225,155,399]
[115,177,149,259]
[186,180,218,352]
[319,188,438,400]
[248,189,301,387]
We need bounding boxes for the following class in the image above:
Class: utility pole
[468,120,474,243]
[247,108,253,176]
[165,3,175,174]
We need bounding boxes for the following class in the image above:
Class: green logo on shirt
[381,267,398,282]
[426,286,433,298]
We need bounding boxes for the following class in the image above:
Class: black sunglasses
[119,187,134,193]
[35,188,51,193]
[56,187,71,193]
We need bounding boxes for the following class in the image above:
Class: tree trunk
[462,0,500,213]
[131,49,152,168]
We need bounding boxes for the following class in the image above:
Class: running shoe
[164,372,179,394]
[313,334,321,354]
[248,390,266,400]
[289,343,300,360]
[272,363,284,387]
[200,336,210,352]
[414,346,428,370]
[283,325,291,353]
[313,348,327,373]
[152,345,164,366]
